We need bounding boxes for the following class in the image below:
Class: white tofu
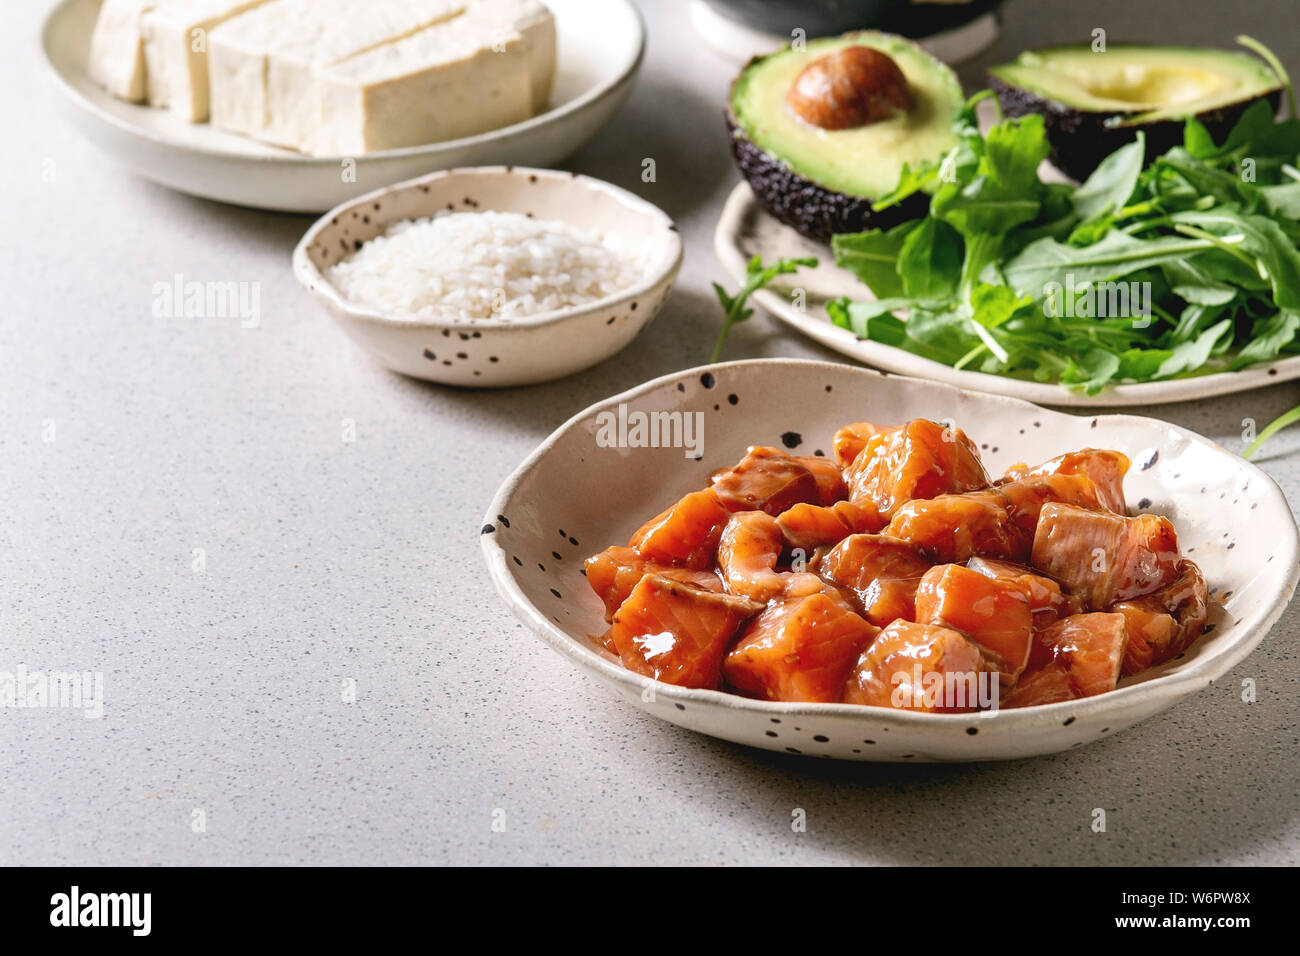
[311,0,556,156]
[312,17,531,156]
[141,0,278,122]
[208,0,466,147]
[470,0,557,114]
[88,0,162,102]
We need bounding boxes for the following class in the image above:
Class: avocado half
[990,45,1284,181]
[726,33,964,243]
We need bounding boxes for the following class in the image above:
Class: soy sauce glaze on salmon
[585,421,1210,711]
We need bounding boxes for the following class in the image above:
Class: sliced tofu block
[311,10,540,156]
[472,0,556,113]
[141,0,278,122]
[208,0,465,145]
[88,0,161,102]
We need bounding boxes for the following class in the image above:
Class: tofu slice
[88,0,162,102]
[472,0,557,113]
[141,0,278,122]
[311,1,556,156]
[208,0,466,148]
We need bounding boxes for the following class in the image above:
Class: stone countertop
[2,0,1297,865]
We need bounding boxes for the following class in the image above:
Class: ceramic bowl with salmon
[481,360,1299,761]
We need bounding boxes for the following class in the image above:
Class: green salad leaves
[828,43,1300,395]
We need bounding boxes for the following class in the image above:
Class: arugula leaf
[898,218,963,300]
[827,297,909,345]
[1171,208,1300,310]
[710,255,817,362]
[1072,133,1146,222]
[1003,232,1217,297]
[1230,310,1300,368]
[830,221,917,298]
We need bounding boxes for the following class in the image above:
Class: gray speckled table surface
[3,0,1298,866]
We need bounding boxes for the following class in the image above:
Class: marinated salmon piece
[776,499,885,551]
[1112,559,1209,675]
[1031,503,1180,609]
[842,620,990,712]
[846,419,989,519]
[997,474,1105,538]
[629,488,731,569]
[1002,449,1130,514]
[717,511,786,603]
[996,663,1076,708]
[818,533,932,625]
[885,490,1027,563]
[724,588,878,703]
[585,545,725,620]
[794,454,849,504]
[609,573,762,688]
[914,564,1034,681]
[833,421,899,469]
[710,446,824,515]
[1001,612,1128,708]
[966,556,1082,623]
[1112,603,1179,676]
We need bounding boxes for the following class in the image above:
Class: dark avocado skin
[990,76,1283,182]
[726,112,929,243]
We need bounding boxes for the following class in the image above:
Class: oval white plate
[293,166,682,387]
[40,0,645,212]
[482,359,1299,762]
[715,182,1300,407]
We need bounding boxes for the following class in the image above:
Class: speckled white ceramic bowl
[292,166,682,387]
[482,359,1300,762]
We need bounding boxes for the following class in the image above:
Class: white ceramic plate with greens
[482,358,1299,761]
[41,0,644,212]
[716,182,1300,407]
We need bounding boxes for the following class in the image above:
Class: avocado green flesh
[730,34,962,200]
[990,46,1281,120]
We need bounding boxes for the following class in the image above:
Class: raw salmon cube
[1002,449,1130,514]
[776,500,885,551]
[1031,503,1180,609]
[997,474,1105,537]
[885,490,1027,563]
[1111,559,1209,675]
[724,589,878,702]
[793,454,849,504]
[846,419,989,519]
[842,620,990,712]
[833,421,899,469]
[1112,603,1179,676]
[585,545,723,621]
[1001,612,1128,708]
[914,564,1034,680]
[966,556,1082,623]
[996,664,1076,708]
[818,533,932,625]
[717,511,786,603]
[609,573,762,688]
[629,488,731,569]
[710,446,826,515]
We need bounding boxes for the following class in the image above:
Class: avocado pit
[786,46,912,130]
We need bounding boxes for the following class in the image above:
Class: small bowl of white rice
[293,166,683,387]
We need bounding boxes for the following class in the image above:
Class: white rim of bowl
[38,0,647,166]
[291,165,684,332]
[482,357,1300,727]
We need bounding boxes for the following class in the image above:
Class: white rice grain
[325,211,648,322]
